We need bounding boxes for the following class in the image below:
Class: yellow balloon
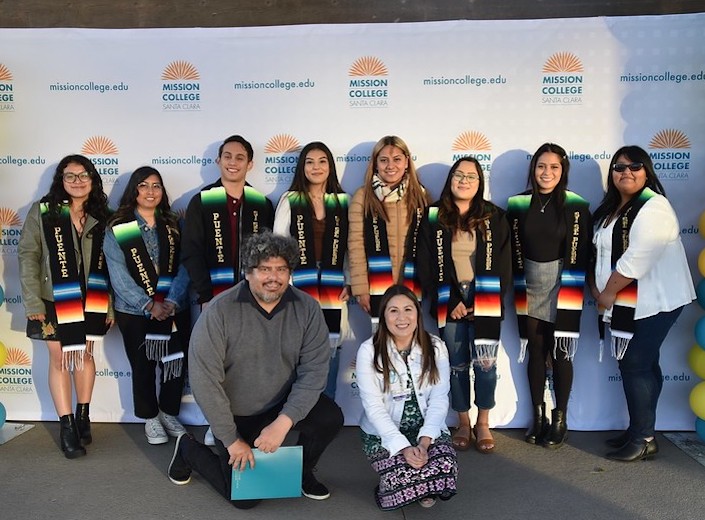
[690,381,705,420]
[688,345,705,380]
[700,249,705,278]
[0,340,6,368]
[700,211,705,239]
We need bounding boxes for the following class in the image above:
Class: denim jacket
[356,334,450,457]
[104,212,190,316]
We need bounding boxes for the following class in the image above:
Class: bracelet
[146,301,154,311]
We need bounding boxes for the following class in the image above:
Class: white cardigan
[356,335,450,457]
[593,194,695,320]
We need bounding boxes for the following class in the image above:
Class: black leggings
[526,317,573,412]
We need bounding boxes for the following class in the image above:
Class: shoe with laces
[158,411,187,437]
[302,473,330,500]
[204,426,216,446]
[145,417,168,445]
[168,432,193,485]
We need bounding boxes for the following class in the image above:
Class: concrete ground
[1,423,704,520]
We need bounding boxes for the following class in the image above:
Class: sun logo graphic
[540,52,584,105]
[648,129,691,181]
[348,56,389,109]
[161,60,201,111]
[0,207,23,256]
[0,63,15,112]
[451,131,494,191]
[263,134,302,185]
[0,341,34,392]
[81,136,120,185]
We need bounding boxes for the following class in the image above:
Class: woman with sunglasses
[507,143,591,448]
[417,157,511,453]
[19,155,112,458]
[104,167,191,446]
[590,146,694,461]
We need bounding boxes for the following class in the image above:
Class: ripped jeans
[442,319,497,412]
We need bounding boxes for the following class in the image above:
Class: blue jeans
[618,306,683,439]
[442,320,497,412]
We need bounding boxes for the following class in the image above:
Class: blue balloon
[697,278,705,310]
[697,417,705,443]
[696,317,705,350]
[0,401,6,427]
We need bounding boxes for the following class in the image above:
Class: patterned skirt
[361,392,458,510]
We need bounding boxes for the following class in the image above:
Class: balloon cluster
[688,211,705,441]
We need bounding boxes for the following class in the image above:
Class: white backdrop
[0,14,703,431]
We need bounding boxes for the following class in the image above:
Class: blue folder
[230,446,303,500]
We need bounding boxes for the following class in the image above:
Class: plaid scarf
[112,217,182,381]
[200,183,270,297]
[41,202,109,370]
[507,190,590,362]
[287,191,349,334]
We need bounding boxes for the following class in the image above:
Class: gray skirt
[524,258,562,323]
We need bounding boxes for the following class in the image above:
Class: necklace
[538,192,553,213]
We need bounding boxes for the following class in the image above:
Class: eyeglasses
[612,162,644,173]
[63,171,91,183]
[255,265,290,275]
[137,182,163,191]
[451,172,480,183]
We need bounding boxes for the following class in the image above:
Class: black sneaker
[302,474,330,500]
[168,432,193,485]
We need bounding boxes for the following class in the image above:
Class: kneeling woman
[104,167,191,445]
[356,285,457,510]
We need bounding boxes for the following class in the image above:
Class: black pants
[116,310,190,419]
[181,394,343,507]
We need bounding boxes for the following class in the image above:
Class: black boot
[75,403,92,445]
[59,414,86,459]
[525,403,550,445]
[544,409,568,449]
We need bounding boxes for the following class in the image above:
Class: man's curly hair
[241,231,299,273]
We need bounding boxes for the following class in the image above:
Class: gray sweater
[189,280,331,447]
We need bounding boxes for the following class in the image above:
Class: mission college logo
[81,136,120,186]
[451,131,493,178]
[649,129,691,181]
[348,56,389,108]
[0,341,33,394]
[0,64,14,112]
[263,134,302,185]
[161,60,201,111]
[541,52,584,105]
[0,208,23,256]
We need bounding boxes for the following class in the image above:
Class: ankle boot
[544,409,568,448]
[525,403,550,444]
[59,414,86,459]
[75,403,92,445]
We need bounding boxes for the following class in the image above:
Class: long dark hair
[372,285,438,391]
[41,154,109,224]
[592,145,666,225]
[526,142,570,210]
[109,166,179,231]
[286,141,345,209]
[437,156,495,238]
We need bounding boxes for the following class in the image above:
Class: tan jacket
[348,188,412,296]
[18,201,112,318]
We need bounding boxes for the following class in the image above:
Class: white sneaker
[204,426,215,446]
[145,417,168,445]
[158,411,187,437]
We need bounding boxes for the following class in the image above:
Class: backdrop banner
[0,14,703,430]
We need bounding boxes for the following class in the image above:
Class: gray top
[189,280,331,447]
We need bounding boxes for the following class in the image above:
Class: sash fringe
[517,338,528,363]
[553,337,578,361]
[611,336,631,361]
[473,342,499,372]
[144,338,170,363]
[161,352,184,382]
[598,338,604,363]
[62,345,86,372]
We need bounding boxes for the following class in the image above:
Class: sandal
[452,425,471,451]
[473,423,496,454]
[419,497,437,508]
